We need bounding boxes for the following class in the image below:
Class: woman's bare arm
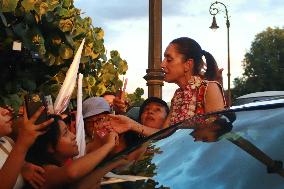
[205,82,225,113]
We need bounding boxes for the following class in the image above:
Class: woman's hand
[21,163,46,189]
[16,106,54,150]
[104,114,134,134]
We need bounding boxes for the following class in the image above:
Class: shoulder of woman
[204,82,226,110]
[206,81,223,91]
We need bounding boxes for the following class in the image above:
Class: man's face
[140,102,167,129]
[84,114,110,138]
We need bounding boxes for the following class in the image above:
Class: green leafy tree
[233,27,284,98]
[126,87,145,107]
[0,0,128,110]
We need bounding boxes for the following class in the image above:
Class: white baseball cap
[82,97,110,119]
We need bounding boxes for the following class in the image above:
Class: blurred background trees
[232,27,284,99]
[126,87,145,107]
[0,0,128,110]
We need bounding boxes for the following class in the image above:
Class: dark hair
[25,114,63,166]
[170,37,218,81]
[138,97,170,123]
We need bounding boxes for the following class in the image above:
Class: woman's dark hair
[170,37,218,81]
[25,114,63,166]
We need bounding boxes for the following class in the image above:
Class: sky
[74,0,284,102]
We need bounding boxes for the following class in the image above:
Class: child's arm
[42,132,118,187]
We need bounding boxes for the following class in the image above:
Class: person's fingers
[36,129,49,137]
[29,180,40,189]
[36,118,54,130]
[33,165,45,175]
[29,106,45,123]
[23,102,28,121]
[33,173,46,185]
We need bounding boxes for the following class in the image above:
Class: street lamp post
[209,1,231,106]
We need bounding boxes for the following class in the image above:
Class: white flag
[54,39,85,114]
[75,73,86,158]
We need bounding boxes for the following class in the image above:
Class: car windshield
[97,101,284,189]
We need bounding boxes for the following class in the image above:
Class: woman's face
[54,120,78,158]
[0,107,13,137]
[161,43,189,84]
[140,102,167,129]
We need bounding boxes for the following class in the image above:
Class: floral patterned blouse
[170,76,224,125]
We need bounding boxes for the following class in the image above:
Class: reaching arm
[74,158,128,189]
[107,114,160,137]
[75,145,146,189]
[42,132,118,188]
[130,122,160,137]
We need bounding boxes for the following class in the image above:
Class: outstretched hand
[17,106,54,150]
[104,114,133,134]
[22,162,46,189]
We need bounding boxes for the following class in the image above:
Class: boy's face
[140,102,167,129]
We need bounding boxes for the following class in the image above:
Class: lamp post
[209,1,231,106]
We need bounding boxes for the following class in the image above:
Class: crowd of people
[0,37,226,189]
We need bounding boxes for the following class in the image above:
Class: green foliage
[0,0,20,12]
[0,0,128,109]
[233,27,284,99]
[126,87,145,107]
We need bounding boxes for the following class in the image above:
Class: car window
[98,101,284,189]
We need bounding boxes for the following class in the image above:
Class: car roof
[233,91,284,106]
[237,91,284,99]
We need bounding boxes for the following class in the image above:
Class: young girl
[25,114,119,189]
